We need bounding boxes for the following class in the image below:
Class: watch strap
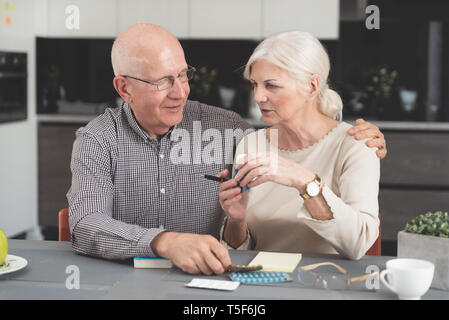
[300,174,322,200]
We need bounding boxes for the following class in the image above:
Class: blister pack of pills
[228,271,292,285]
[186,278,240,291]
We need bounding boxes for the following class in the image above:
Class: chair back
[365,213,381,256]
[58,208,70,242]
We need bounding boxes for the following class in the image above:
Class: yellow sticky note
[249,251,302,273]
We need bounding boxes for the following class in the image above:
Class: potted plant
[363,66,400,120]
[189,66,219,106]
[397,211,449,290]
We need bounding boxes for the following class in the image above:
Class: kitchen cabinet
[36,0,118,38]
[262,0,339,39]
[38,122,81,228]
[380,131,449,186]
[118,0,189,38]
[35,0,340,40]
[189,0,339,39]
[0,0,35,37]
[189,0,262,39]
[379,130,449,242]
[380,189,449,242]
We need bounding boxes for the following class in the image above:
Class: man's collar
[123,102,180,143]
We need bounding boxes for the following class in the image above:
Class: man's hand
[151,231,231,275]
[347,118,387,159]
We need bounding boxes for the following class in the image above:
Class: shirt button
[159,154,164,159]
[160,188,165,194]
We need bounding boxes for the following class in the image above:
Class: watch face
[306,181,320,197]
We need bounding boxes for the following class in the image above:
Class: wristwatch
[300,174,322,200]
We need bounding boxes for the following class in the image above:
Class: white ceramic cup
[380,258,434,300]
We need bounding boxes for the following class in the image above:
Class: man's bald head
[111,23,184,78]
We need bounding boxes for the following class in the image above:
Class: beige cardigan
[221,122,380,260]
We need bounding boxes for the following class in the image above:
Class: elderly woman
[218,31,380,260]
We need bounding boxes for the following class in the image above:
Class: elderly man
[67,23,387,275]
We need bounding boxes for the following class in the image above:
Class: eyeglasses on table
[297,262,379,291]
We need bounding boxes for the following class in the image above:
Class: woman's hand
[347,118,387,159]
[217,169,249,223]
[234,152,315,193]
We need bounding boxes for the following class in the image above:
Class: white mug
[380,258,434,300]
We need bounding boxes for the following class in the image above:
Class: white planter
[397,230,449,291]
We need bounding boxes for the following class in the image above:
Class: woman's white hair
[244,31,342,121]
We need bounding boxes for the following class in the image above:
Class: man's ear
[113,76,133,104]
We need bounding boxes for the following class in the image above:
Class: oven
[0,51,27,124]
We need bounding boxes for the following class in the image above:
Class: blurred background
[1,0,449,256]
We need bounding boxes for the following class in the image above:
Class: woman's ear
[309,74,320,97]
[113,76,133,104]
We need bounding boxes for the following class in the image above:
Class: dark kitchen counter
[37,114,449,132]
[36,114,449,246]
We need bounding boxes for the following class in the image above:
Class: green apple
[0,229,8,266]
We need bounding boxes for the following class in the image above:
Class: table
[1,239,448,300]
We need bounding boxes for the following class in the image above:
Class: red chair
[365,213,381,256]
[58,208,71,242]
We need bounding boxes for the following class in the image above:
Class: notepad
[248,251,302,273]
[134,257,173,268]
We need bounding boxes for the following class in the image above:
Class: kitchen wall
[0,0,39,238]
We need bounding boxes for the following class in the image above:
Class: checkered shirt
[67,100,253,260]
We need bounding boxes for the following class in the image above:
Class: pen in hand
[204,138,236,183]
[203,174,230,183]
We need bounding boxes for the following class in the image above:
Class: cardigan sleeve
[296,137,380,260]
[219,216,254,250]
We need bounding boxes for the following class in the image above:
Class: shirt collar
[123,102,180,144]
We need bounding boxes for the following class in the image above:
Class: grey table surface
[1,239,449,300]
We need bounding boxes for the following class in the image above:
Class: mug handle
[380,269,396,294]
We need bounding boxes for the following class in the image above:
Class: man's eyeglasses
[297,262,379,291]
[123,66,196,91]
